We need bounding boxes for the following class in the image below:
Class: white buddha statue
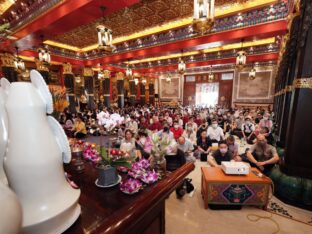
[3,70,80,234]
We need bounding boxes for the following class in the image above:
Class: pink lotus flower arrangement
[127,159,158,185]
[140,170,158,184]
[120,178,142,194]
[83,144,101,164]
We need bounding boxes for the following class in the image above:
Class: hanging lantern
[98,69,104,79]
[193,0,215,34]
[178,58,186,74]
[126,65,133,78]
[37,47,51,64]
[97,25,113,53]
[13,46,25,71]
[208,66,214,82]
[134,78,139,85]
[76,76,81,83]
[14,56,25,71]
[249,66,256,80]
[166,73,172,82]
[236,50,246,70]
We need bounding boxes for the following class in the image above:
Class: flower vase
[156,158,167,177]
[96,165,119,187]
[72,151,85,173]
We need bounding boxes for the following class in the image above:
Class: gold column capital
[116,72,124,80]
[63,62,72,74]
[35,59,49,72]
[0,53,15,67]
[83,67,94,77]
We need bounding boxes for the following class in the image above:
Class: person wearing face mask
[207,119,225,143]
[246,134,279,174]
[231,112,245,137]
[136,129,153,160]
[259,113,273,133]
[242,116,255,144]
[196,121,208,139]
[157,122,174,141]
[197,130,212,161]
[170,121,184,140]
[208,141,233,167]
[182,122,197,145]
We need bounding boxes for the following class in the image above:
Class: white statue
[0,78,9,184]
[0,182,22,234]
[2,70,81,234]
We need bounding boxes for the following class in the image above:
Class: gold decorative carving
[116,72,124,80]
[62,62,72,74]
[51,0,251,48]
[103,70,111,78]
[0,53,15,67]
[35,59,49,72]
[83,67,94,77]
[293,78,312,89]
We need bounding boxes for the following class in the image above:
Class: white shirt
[207,126,224,141]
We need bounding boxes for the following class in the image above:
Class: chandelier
[208,66,214,82]
[14,46,25,71]
[38,35,51,64]
[98,70,104,80]
[134,78,139,85]
[236,39,246,70]
[166,73,172,82]
[126,64,133,78]
[249,65,256,80]
[178,50,186,74]
[193,0,215,34]
[97,6,114,53]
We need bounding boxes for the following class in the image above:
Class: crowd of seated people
[59,104,278,175]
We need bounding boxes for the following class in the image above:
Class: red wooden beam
[14,0,140,49]
[85,20,287,66]
[133,53,279,73]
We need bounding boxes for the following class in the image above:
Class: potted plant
[95,146,132,187]
[150,134,174,176]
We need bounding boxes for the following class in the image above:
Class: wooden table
[63,161,195,234]
[201,167,272,209]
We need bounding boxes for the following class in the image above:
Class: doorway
[195,83,219,107]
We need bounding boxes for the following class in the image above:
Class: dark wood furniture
[63,162,195,234]
[201,167,272,209]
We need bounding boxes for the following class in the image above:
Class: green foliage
[99,146,132,168]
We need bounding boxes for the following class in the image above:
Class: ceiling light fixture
[193,0,215,35]
[97,6,114,54]
[178,50,186,74]
[249,63,256,80]
[236,39,246,70]
[14,46,25,71]
[37,35,51,64]
[208,65,214,82]
[126,60,133,78]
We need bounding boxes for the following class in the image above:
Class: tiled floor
[165,161,312,234]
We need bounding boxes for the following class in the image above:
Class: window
[221,73,233,80]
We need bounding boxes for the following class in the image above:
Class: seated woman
[196,130,212,161]
[208,141,233,167]
[136,129,153,160]
[182,122,197,146]
[72,115,87,139]
[120,129,138,158]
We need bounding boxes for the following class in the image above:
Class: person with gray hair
[177,136,196,163]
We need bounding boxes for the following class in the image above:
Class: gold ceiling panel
[51,0,257,48]
[0,0,14,15]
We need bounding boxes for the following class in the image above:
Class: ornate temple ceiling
[51,0,252,48]
[0,0,14,15]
